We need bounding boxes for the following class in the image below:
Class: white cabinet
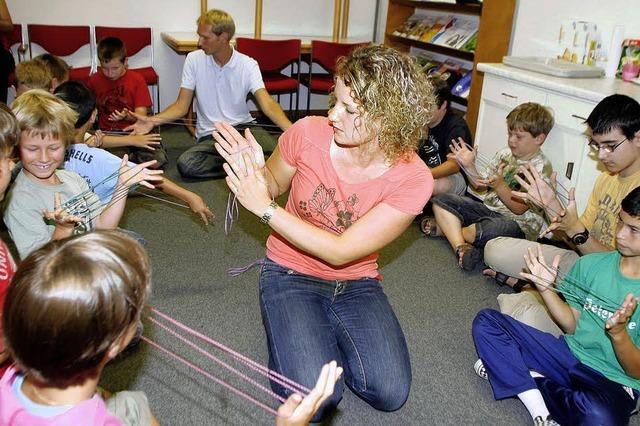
[474,69,604,214]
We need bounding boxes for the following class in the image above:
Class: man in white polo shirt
[126,8,292,179]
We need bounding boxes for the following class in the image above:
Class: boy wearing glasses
[482,94,640,335]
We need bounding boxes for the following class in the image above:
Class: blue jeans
[259,258,411,420]
[473,309,639,425]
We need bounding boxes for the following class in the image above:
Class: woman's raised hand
[213,122,266,174]
[213,122,272,217]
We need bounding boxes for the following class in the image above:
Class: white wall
[510,0,640,61]
[8,0,377,111]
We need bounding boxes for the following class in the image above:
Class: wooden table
[161,31,370,55]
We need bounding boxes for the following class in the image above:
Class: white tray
[502,56,604,78]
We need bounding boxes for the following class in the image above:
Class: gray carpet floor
[95,125,639,425]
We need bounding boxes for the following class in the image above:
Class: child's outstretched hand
[275,361,343,426]
[186,193,215,225]
[43,192,84,233]
[477,164,505,188]
[512,165,561,212]
[520,244,560,293]
[109,108,130,122]
[85,130,104,148]
[538,187,582,238]
[606,293,637,337]
[447,137,476,169]
[116,155,164,189]
[131,134,162,151]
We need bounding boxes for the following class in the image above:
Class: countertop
[477,63,640,103]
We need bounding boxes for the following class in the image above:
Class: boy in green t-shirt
[472,186,640,426]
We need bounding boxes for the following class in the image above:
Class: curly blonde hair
[334,45,435,163]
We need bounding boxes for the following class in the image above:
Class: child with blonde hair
[3,90,162,258]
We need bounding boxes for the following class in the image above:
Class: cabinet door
[544,93,603,215]
[475,74,547,159]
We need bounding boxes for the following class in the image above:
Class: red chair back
[27,24,90,56]
[2,24,22,51]
[95,26,152,57]
[311,40,369,73]
[235,38,301,73]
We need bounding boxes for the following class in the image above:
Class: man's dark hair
[53,81,96,129]
[621,186,640,218]
[427,75,451,109]
[586,94,640,139]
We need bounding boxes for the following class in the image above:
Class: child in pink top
[0,231,157,426]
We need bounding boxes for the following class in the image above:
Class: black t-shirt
[418,110,473,169]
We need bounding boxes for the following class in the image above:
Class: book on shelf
[408,16,438,40]
[420,15,454,43]
[459,32,477,52]
[431,16,478,49]
[392,14,422,38]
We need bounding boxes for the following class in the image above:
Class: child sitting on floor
[88,37,167,169]
[3,90,163,258]
[472,185,640,426]
[14,59,52,98]
[0,230,158,425]
[429,102,554,271]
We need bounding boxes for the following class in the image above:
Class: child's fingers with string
[276,361,342,426]
[606,293,637,332]
[43,193,83,225]
[521,244,558,290]
[188,195,215,225]
[117,156,163,189]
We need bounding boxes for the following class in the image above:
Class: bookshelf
[384,0,515,134]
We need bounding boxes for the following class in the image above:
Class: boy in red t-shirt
[88,37,167,169]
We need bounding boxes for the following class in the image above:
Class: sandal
[420,216,442,237]
[483,268,530,293]
[455,243,482,271]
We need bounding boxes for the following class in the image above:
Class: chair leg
[155,82,160,114]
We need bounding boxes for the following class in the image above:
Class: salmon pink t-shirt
[266,116,433,280]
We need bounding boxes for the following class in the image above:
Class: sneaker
[474,359,488,380]
[533,415,560,426]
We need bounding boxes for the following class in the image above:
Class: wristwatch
[570,228,590,246]
[260,201,278,224]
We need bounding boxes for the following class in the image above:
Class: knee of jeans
[372,379,411,412]
[176,153,199,178]
[472,309,502,336]
[575,397,623,426]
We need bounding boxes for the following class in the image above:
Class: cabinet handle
[565,162,574,180]
[501,92,518,99]
[571,114,587,121]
